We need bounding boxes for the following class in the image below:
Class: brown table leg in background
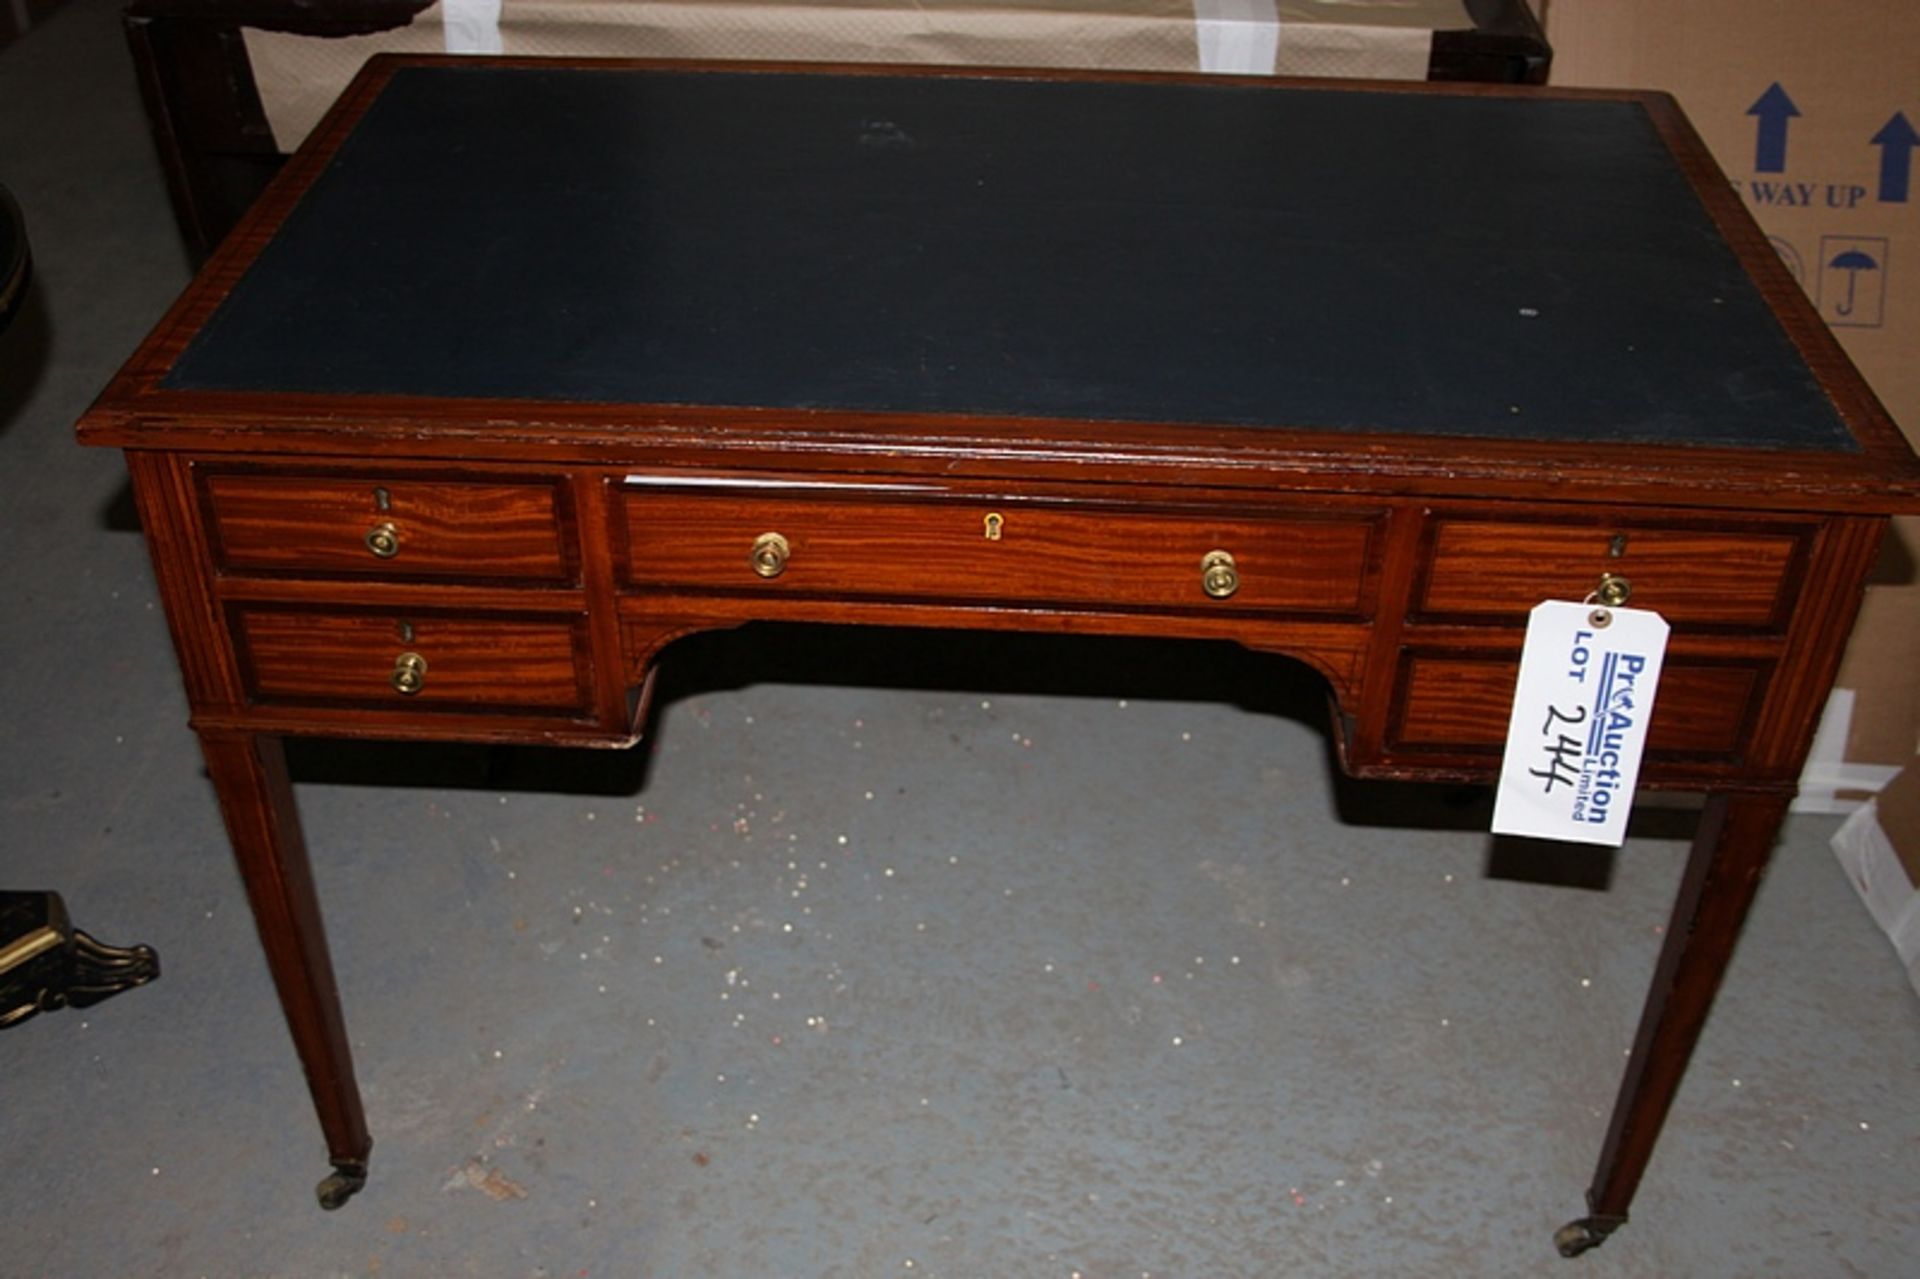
[1555,790,1792,1256]
[199,729,372,1209]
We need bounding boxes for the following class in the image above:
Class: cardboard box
[1543,0,1920,785]
[1832,757,1920,996]
[1542,0,1920,980]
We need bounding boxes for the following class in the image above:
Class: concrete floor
[3,4,1918,1275]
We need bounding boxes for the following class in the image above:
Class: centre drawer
[230,607,593,715]
[201,470,574,583]
[617,491,1383,616]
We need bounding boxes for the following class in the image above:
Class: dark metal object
[0,891,160,1029]
[0,182,30,334]
[1436,0,1552,86]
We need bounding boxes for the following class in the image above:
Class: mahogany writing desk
[78,57,1920,1254]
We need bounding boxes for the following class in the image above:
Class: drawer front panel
[1389,651,1768,761]
[620,494,1381,616]
[233,609,592,713]
[1416,517,1808,629]
[204,473,572,581]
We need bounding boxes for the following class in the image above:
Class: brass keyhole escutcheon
[750,531,791,579]
[1595,572,1633,607]
[1200,549,1239,600]
[365,521,400,559]
[984,512,1004,541]
[390,651,427,695]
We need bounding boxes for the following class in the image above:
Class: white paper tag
[1491,601,1670,847]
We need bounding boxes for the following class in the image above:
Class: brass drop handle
[1595,572,1633,607]
[750,532,790,579]
[1200,549,1240,600]
[390,651,427,695]
[365,521,400,559]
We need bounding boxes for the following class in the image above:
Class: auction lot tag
[1491,601,1670,847]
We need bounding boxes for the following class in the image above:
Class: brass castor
[316,1161,368,1210]
[1553,1215,1623,1258]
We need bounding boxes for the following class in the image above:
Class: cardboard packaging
[1833,761,1920,996]
[1544,3,1919,774]
[1543,0,1920,990]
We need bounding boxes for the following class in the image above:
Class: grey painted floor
[3,4,1918,1275]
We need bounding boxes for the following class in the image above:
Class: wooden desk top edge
[78,56,1920,515]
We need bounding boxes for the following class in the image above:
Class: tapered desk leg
[1555,791,1790,1257]
[199,730,372,1210]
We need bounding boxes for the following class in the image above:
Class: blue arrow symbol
[1747,82,1800,173]
[1871,111,1918,203]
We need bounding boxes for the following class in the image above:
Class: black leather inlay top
[165,66,1854,451]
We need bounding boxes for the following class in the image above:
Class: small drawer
[1387,650,1770,763]
[202,472,573,582]
[619,492,1382,616]
[1414,516,1810,630]
[232,607,593,714]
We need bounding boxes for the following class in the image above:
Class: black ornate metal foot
[1,891,159,1029]
[316,1160,369,1210]
[63,928,161,1007]
[1554,1214,1626,1258]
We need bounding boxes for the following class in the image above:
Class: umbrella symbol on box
[1828,248,1880,316]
